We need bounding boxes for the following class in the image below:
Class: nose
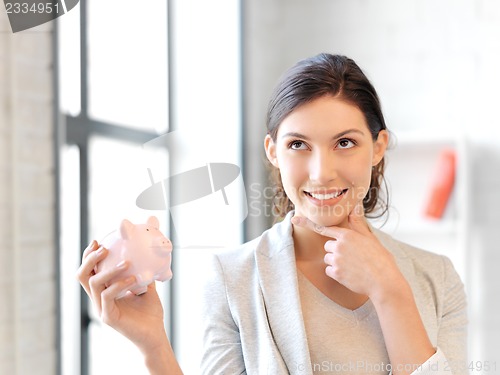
[309,149,337,184]
[153,236,167,247]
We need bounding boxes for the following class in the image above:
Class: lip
[303,188,348,206]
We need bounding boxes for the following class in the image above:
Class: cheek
[279,163,301,195]
[276,151,305,184]
[346,160,373,199]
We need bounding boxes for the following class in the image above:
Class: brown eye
[337,138,355,149]
[289,140,307,150]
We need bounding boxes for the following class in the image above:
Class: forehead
[277,96,368,137]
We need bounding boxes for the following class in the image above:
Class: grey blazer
[200,212,468,374]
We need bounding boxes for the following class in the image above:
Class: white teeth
[308,190,344,200]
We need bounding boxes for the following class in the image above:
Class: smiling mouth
[304,189,348,201]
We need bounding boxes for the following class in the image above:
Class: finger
[89,261,129,314]
[100,276,136,323]
[101,276,135,301]
[324,239,338,254]
[148,281,157,291]
[347,201,371,235]
[325,264,341,281]
[324,251,335,265]
[82,240,99,261]
[77,246,108,296]
[291,215,345,239]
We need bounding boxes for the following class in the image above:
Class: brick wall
[0,10,56,375]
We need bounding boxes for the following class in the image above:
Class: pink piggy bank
[96,216,173,298]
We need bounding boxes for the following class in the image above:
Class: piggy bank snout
[151,236,172,255]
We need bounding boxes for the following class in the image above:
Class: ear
[372,130,389,166]
[264,134,279,168]
[147,216,160,229]
[119,219,134,240]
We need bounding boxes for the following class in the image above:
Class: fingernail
[314,223,325,233]
[96,246,105,255]
[116,260,127,269]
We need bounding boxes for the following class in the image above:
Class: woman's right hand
[77,240,168,354]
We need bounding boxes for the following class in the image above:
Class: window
[58,1,169,374]
[167,1,243,368]
[57,1,243,374]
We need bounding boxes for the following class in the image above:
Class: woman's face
[265,95,388,228]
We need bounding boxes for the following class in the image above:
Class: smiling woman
[264,96,389,229]
[78,53,468,375]
[265,57,390,223]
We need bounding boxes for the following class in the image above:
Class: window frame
[55,1,172,374]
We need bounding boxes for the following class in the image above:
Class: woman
[78,53,467,375]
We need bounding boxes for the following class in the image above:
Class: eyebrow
[280,128,365,140]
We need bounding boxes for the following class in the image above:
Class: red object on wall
[424,149,457,219]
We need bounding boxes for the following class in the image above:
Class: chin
[301,209,349,228]
[315,216,347,228]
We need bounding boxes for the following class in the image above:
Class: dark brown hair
[266,53,389,219]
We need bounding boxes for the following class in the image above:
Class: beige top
[297,270,390,374]
[200,211,468,375]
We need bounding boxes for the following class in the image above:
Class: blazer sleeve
[411,255,468,375]
[199,253,246,375]
[437,255,468,374]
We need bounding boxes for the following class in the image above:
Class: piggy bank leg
[131,285,148,296]
[156,268,173,282]
[131,272,153,295]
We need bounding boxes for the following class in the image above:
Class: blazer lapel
[251,220,433,374]
[373,228,415,276]
[254,213,313,375]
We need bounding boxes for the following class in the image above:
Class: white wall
[0,10,56,375]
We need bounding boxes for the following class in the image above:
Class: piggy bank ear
[147,216,160,229]
[120,219,135,239]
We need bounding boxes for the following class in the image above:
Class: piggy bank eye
[146,229,149,231]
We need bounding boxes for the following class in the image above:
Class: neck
[292,223,337,262]
[291,215,370,262]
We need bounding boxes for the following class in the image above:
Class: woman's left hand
[292,202,406,301]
